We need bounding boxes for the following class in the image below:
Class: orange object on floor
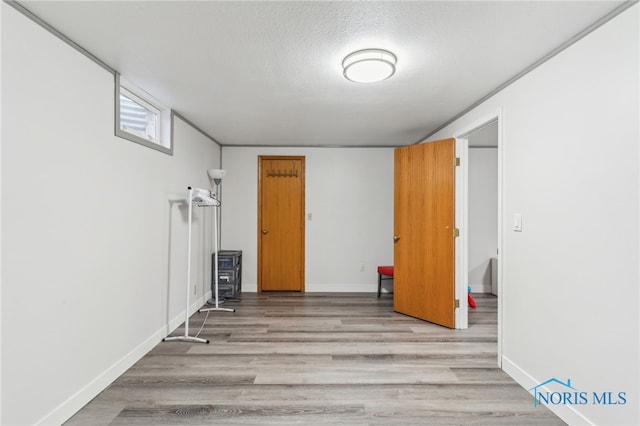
[468,292,476,308]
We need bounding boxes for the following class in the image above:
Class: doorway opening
[456,113,502,367]
[465,121,499,295]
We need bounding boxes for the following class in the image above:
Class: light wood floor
[65,292,564,425]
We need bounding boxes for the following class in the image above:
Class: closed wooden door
[258,156,305,292]
[394,138,456,328]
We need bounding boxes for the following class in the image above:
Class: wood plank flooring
[65,292,564,425]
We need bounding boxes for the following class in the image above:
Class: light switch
[513,214,522,232]
[307,213,312,220]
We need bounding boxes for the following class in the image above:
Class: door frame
[454,108,504,367]
[454,138,469,330]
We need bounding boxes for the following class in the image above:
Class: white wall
[468,148,498,293]
[221,147,394,292]
[430,6,639,425]
[1,5,220,425]
[0,4,4,423]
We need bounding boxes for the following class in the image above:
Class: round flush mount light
[342,48,397,83]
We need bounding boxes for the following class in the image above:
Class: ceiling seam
[172,111,222,147]
[415,0,639,144]
[5,0,115,74]
[220,144,400,149]
[6,0,223,148]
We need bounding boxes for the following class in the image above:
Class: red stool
[377,266,394,297]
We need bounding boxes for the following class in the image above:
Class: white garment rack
[163,186,232,345]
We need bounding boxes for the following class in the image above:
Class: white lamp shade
[343,49,397,83]
[207,169,227,180]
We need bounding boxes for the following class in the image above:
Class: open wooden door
[394,138,457,328]
[258,156,305,292]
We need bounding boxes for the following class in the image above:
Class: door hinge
[454,228,460,238]
[455,157,461,166]
[454,299,460,309]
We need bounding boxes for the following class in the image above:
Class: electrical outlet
[193,284,197,295]
[359,263,365,272]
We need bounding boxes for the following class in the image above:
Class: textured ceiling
[15,1,629,147]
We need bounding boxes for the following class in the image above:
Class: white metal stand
[164,186,218,344]
[199,198,235,313]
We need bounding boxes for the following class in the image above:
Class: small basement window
[115,74,172,155]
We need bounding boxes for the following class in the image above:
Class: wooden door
[258,156,305,292]
[394,138,456,328]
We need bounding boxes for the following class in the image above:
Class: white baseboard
[306,282,382,292]
[239,283,385,293]
[166,294,208,334]
[36,327,165,425]
[37,294,209,425]
[468,283,490,293]
[502,355,594,425]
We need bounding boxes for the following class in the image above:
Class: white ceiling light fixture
[342,48,397,83]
